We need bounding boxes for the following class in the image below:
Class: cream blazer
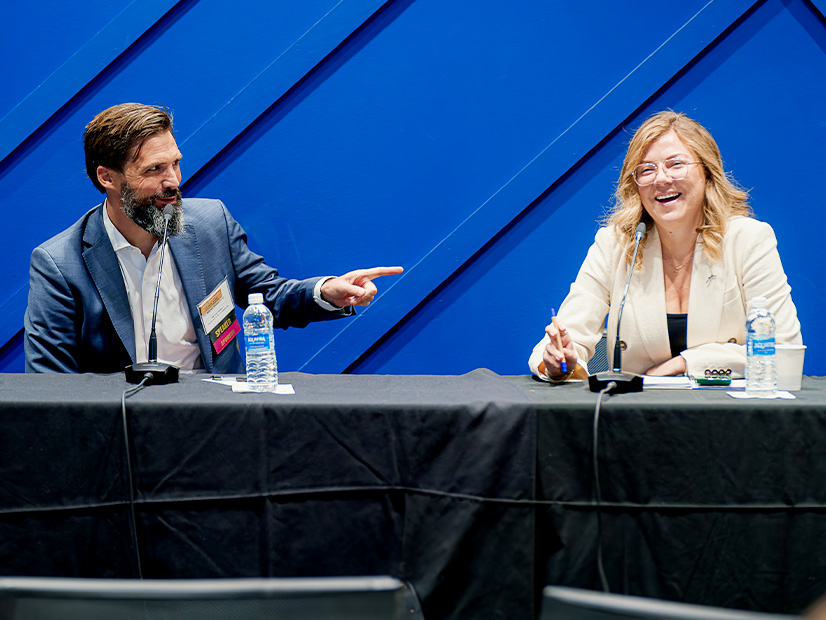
[529,216,802,379]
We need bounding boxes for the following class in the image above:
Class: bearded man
[24,103,401,373]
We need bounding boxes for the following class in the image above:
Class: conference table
[0,371,824,619]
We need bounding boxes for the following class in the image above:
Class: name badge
[197,277,240,355]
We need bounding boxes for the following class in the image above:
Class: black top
[667,313,688,359]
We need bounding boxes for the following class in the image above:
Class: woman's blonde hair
[606,111,751,267]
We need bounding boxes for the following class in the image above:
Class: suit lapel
[687,240,724,347]
[169,224,214,370]
[630,228,672,363]
[82,204,136,363]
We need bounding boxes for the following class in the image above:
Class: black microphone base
[588,371,643,394]
[125,362,179,385]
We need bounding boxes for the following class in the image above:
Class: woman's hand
[541,319,578,379]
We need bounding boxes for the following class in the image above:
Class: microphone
[125,204,180,385]
[588,222,646,394]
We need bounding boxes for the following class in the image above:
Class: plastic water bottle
[745,296,776,397]
[243,293,278,392]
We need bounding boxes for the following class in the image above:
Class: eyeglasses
[632,158,701,186]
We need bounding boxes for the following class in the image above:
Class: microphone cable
[121,376,151,579]
[119,206,175,576]
[593,381,616,593]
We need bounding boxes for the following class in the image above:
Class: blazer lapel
[169,224,214,370]
[81,205,136,363]
[687,239,724,347]
[629,228,672,363]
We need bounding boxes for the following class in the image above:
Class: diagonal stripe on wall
[299,0,759,372]
[0,0,182,164]
[1,0,823,376]
[0,0,391,350]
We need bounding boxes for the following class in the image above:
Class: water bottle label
[245,332,274,352]
[747,337,775,356]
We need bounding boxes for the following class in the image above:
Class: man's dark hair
[84,103,173,193]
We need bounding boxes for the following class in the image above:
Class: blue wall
[2,0,824,375]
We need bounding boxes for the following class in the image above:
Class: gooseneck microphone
[125,204,180,384]
[147,205,173,364]
[612,222,646,372]
[588,222,646,394]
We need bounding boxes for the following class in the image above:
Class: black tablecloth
[1,372,825,618]
[514,375,826,615]
[0,370,541,620]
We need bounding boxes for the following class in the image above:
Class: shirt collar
[102,198,164,255]
[102,199,136,253]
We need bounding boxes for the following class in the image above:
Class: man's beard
[120,182,184,237]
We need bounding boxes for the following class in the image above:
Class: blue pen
[550,308,567,374]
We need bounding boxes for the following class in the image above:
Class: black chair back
[0,576,413,620]
[541,586,797,620]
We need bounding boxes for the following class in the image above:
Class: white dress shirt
[103,204,202,370]
[103,203,341,371]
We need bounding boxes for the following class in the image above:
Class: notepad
[642,376,693,389]
[203,376,295,394]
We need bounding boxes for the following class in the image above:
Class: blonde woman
[529,111,801,381]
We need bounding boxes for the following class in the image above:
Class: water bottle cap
[749,295,768,309]
[248,293,264,305]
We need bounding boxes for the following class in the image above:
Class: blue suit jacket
[24,199,349,373]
